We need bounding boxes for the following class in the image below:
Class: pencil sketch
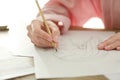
[51,35,109,62]
[34,31,115,62]
[34,31,120,79]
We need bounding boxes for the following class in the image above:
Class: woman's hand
[98,32,120,50]
[27,20,60,48]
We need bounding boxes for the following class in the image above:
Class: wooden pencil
[35,0,57,51]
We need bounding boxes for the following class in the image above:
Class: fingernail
[117,47,120,50]
[98,43,104,49]
[105,46,111,50]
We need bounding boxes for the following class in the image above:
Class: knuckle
[33,27,41,34]
[32,20,40,23]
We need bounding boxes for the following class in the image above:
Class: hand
[27,20,60,48]
[98,32,120,50]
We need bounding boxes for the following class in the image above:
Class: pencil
[35,0,57,51]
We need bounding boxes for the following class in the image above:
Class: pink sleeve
[37,0,72,33]
[101,0,120,29]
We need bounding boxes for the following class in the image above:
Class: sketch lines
[52,36,109,61]
[36,31,115,62]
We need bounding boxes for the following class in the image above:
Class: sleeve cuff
[36,13,71,33]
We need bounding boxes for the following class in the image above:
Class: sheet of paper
[32,31,120,79]
[0,46,34,80]
[12,44,35,57]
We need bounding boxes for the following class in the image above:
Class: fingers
[27,20,60,48]
[47,21,60,42]
[98,32,120,50]
[116,47,120,50]
[104,41,120,50]
[98,35,115,50]
[27,27,54,47]
[31,20,52,42]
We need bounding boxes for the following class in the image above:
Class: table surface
[0,24,120,80]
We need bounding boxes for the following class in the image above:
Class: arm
[36,0,71,33]
[98,0,120,50]
[27,0,72,48]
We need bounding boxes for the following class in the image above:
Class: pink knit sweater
[39,0,120,33]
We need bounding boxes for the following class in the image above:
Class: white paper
[32,31,120,79]
[12,44,35,57]
[0,46,34,80]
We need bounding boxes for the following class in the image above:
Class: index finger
[98,35,116,50]
[31,20,52,42]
